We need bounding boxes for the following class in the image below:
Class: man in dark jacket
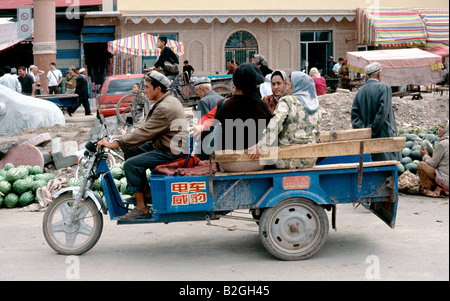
[97,71,189,219]
[149,36,179,79]
[74,67,91,116]
[351,62,401,161]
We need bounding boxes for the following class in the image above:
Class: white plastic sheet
[0,85,65,137]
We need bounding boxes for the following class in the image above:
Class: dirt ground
[0,90,449,179]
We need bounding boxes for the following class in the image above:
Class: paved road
[0,194,448,282]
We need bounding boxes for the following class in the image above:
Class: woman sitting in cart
[418,120,449,197]
[213,63,272,151]
[249,71,322,169]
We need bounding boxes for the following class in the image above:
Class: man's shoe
[85,113,92,116]
[119,208,152,220]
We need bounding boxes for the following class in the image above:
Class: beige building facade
[83,0,449,77]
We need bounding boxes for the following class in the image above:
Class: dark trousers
[48,85,59,94]
[123,142,176,193]
[79,97,91,115]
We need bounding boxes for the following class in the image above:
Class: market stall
[347,48,444,87]
[106,33,184,75]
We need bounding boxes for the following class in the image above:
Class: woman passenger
[214,63,272,151]
[249,71,322,169]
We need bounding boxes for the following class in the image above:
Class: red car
[96,73,144,118]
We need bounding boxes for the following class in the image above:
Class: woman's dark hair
[232,63,264,99]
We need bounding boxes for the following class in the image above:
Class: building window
[300,31,333,76]
[225,31,258,68]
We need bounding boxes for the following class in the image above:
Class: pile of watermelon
[66,163,151,203]
[397,130,440,176]
[0,163,55,208]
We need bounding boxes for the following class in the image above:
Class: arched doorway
[225,31,258,70]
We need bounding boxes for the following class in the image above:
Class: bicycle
[115,76,152,126]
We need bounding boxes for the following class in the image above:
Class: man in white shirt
[29,65,45,95]
[47,62,62,94]
[0,66,22,92]
[332,58,344,76]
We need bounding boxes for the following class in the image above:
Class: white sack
[0,85,65,137]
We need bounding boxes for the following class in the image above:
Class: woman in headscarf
[249,71,322,169]
[260,69,290,114]
[214,63,272,151]
[252,54,273,77]
[309,67,326,96]
[417,120,449,197]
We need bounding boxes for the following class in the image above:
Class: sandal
[119,208,152,220]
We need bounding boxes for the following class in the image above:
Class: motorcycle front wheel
[42,193,103,255]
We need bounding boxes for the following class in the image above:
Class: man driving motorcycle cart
[97,71,189,219]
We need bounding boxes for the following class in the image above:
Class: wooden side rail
[319,128,371,142]
[211,136,406,163]
[214,160,400,177]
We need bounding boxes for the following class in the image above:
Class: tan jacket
[117,92,188,157]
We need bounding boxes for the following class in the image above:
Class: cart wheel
[259,198,328,261]
[43,193,103,255]
[212,84,232,97]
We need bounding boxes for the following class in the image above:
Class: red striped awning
[0,0,102,9]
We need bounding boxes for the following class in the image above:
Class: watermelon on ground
[401,148,411,157]
[405,162,418,174]
[19,191,35,207]
[411,150,422,160]
[0,180,12,194]
[396,163,405,174]
[405,141,415,149]
[3,193,19,208]
[401,157,413,165]
[3,163,14,171]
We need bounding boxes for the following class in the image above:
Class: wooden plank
[212,137,405,163]
[319,128,372,142]
[214,160,400,177]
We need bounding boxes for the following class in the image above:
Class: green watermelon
[401,148,412,157]
[93,179,102,191]
[401,157,413,165]
[19,191,35,207]
[68,177,82,186]
[0,195,3,207]
[0,180,11,194]
[31,179,48,192]
[421,140,434,156]
[13,178,33,194]
[425,133,437,143]
[411,145,422,151]
[3,163,15,171]
[405,162,418,174]
[405,141,415,149]
[110,168,123,179]
[31,165,43,175]
[411,150,422,160]
[396,163,405,174]
[3,193,19,208]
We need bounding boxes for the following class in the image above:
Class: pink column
[33,0,57,95]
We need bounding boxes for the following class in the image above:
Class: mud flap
[358,176,398,229]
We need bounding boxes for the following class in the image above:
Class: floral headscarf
[290,71,319,115]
